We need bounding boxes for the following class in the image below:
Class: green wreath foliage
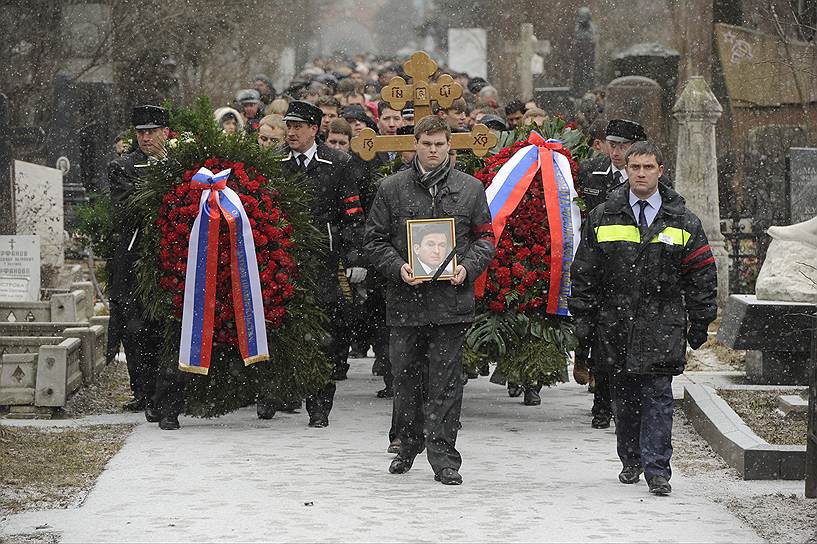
[129,97,331,417]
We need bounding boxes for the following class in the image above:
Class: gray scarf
[413,156,451,199]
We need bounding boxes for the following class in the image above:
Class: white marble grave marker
[448,28,487,79]
[0,235,40,301]
[13,160,64,269]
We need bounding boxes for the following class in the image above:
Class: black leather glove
[687,324,708,350]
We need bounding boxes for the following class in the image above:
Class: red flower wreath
[475,141,579,314]
[155,157,298,347]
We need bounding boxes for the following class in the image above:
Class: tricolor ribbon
[178,167,269,374]
[476,132,582,316]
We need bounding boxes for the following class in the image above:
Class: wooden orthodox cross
[350,51,497,161]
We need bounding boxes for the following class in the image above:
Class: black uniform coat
[279,143,364,303]
[577,155,625,213]
[108,148,152,303]
[577,155,673,214]
[568,182,717,376]
[363,165,495,327]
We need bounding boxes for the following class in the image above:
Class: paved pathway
[2,360,762,542]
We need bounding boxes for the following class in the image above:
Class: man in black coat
[569,141,717,495]
[364,115,495,485]
[574,118,648,429]
[107,105,182,430]
[264,100,365,428]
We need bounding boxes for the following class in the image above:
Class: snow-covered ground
[0,361,796,542]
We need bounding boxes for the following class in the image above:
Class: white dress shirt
[628,189,662,227]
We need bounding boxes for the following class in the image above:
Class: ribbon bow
[178,167,269,375]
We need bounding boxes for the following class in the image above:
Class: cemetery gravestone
[787,148,817,224]
[0,235,40,302]
[13,160,64,270]
[448,28,487,80]
[0,94,45,235]
[745,125,809,262]
[573,7,596,96]
[613,42,680,111]
[533,87,574,118]
[605,76,665,144]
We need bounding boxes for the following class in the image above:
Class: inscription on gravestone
[0,235,40,301]
[787,148,817,224]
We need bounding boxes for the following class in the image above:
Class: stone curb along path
[2,365,762,543]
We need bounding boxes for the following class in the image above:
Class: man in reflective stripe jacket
[568,141,717,496]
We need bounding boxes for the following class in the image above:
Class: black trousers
[390,323,468,473]
[592,369,612,417]
[306,278,347,419]
[610,371,674,481]
[110,298,161,405]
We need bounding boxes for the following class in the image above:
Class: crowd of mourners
[109,51,717,494]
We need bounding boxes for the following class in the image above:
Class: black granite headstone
[786,147,817,224]
[718,294,817,385]
[533,87,574,118]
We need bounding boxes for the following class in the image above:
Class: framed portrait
[406,218,457,281]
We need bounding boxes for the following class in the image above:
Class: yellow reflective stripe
[648,227,693,246]
[595,225,641,243]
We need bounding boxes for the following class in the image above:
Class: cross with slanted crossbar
[350,51,497,162]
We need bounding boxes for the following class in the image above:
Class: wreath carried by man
[130,99,330,417]
[466,117,593,387]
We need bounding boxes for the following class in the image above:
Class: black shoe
[159,416,180,430]
[388,455,414,474]
[256,401,276,420]
[376,386,394,398]
[618,465,643,484]
[591,413,612,429]
[330,363,349,381]
[123,398,146,412]
[144,405,161,423]
[387,439,401,454]
[523,388,541,406]
[434,468,463,485]
[507,383,523,398]
[308,414,329,428]
[648,475,672,495]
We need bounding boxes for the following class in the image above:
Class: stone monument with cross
[0,94,45,235]
[350,51,497,162]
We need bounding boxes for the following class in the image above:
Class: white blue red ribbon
[178,167,269,375]
[477,132,581,316]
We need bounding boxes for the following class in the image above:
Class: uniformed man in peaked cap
[256,100,365,427]
[107,105,182,430]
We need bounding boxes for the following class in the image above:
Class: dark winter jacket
[108,148,153,302]
[279,142,365,298]
[363,165,495,327]
[576,155,622,213]
[568,181,717,375]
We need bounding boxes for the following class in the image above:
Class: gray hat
[235,89,261,104]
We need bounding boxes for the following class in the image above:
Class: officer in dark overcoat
[569,141,716,495]
[574,119,647,429]
[264,100,365,427]
[107,105,180,428]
